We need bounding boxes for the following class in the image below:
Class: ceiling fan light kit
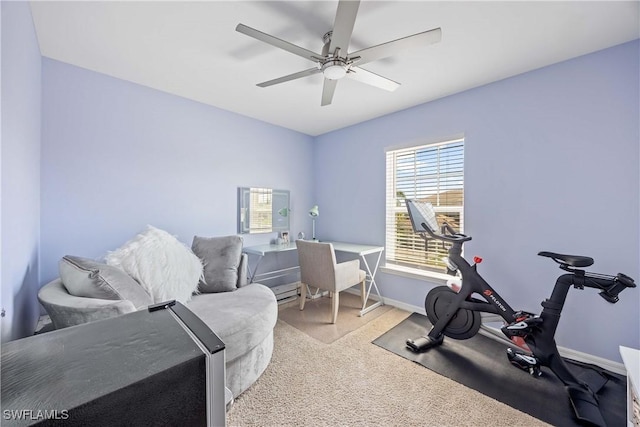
[236,0,441,106]
[321,60,348,80]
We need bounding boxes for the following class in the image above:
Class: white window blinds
[385,138,464,274]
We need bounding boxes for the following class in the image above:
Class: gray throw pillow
[59,255,153,309]
[191,235,243,293]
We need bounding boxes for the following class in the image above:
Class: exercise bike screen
[406,200,439,234]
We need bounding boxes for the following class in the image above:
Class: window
[385,137,464,275]
[249,187,273,233]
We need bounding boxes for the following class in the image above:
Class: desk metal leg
[305,284,326,300]
[359,250,384,316]
[248,255,263,284]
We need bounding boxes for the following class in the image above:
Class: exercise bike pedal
[406,335,444,353]
[506,348,542,377]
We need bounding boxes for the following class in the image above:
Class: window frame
[384,136,465,280]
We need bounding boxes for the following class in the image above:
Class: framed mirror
[238,187,290,234]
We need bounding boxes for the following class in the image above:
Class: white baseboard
[346,288,626,375]
[554,344,625,376]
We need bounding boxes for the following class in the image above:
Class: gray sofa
[37,235,278,399]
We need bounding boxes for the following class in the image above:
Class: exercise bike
[404,199,636,427]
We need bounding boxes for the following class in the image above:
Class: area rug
[372,312,626,427]
[278,292,392,344]
[228,309,546,426]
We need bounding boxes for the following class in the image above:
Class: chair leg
[360,280,366,307]
[331,292,340,324]
[299,282,307,311]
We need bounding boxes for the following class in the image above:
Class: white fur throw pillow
[104,225,203,304]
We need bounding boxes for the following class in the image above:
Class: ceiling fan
[236,0,441,106]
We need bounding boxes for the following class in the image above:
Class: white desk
[243,242,298,283]
[243,242,300,303]
[243,241,385,316]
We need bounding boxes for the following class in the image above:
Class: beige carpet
[278,292,392,344]
[227,307,549,427]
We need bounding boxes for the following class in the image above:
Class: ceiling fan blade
[329,0,360,54]
[350,27,442,66]
[236,23,321,62]
[347,67,400,92]
[321,79,338,106]
[257,68,322,88]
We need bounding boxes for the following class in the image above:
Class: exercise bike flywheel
[425,286,481,339]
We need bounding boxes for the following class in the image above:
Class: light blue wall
[1,2,42,341]
[314,40,639,362]
[40,59,314,285]
[18,16,640,363]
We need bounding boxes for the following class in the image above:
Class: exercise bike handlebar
[420,221,472,243]
[587,272,636,304]
[406,199,471,243]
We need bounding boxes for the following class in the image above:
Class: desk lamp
[308,205,319,240]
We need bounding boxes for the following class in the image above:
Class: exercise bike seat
[538,251,594,267]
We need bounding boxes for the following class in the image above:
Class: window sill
[380,264,451,284]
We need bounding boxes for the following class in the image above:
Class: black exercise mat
[373,313,626,427]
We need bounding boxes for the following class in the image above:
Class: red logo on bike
[483,290,493,296]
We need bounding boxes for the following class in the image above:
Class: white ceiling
[30,1,639,136]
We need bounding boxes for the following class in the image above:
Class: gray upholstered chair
[38,235,278,399]
[296,239,367,324]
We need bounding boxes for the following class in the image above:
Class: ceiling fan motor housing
[319,30,348,80]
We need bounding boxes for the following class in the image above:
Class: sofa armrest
[237,253,249,288]
[38,279,138,330]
